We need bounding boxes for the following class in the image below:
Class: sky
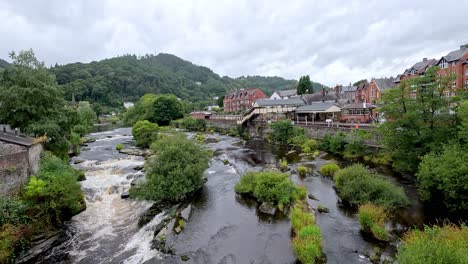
[0,0,467,86]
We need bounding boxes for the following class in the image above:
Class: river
[36,127,428,264]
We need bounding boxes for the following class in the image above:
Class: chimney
[423,58,427,62]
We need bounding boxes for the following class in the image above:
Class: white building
[270,89,297,99]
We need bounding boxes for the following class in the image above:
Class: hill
[0,59,9,69]
[50,53,325,108]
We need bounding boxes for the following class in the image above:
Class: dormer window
[410,69,416,75]
[440,59,448,69]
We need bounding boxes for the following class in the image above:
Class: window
[465,69,468,76]
[371,88,375,98]
[440,59,448,69]
[452,81,456,88]
[465,80,468,89]
[452,62,456,67]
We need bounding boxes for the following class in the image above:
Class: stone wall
[0,141,43,196]
[0,151,29,196]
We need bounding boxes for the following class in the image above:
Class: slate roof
[301,92,338,104]
[277,89,297,97]
[373,78,397,91]
[295,102,341,113]
[255,98,305,107]
[342,85,357,93]
[225,88,263,99]
[441,46,468,62]
[342,103,377,109]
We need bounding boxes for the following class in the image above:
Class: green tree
[217,95,225,107]
[297,75,313,95]
[147,94,184,126]
[76,101,97,133]
[416,144,468,212]
[0,50,64,129]
[132,120,159,148]
[379,67,458,173]
[131,134,211,203]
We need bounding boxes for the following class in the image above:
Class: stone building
[0,126,43,196]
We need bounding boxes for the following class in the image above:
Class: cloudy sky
[1,0,467,86]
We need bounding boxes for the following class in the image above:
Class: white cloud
[0,0,467,86]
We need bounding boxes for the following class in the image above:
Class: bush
[182,117,206,132]
[416,144,468,212]
[131,135,211,203]
[235,171,296,207]
[280,159,288,170]
[289,134,308,148]
[319,163,340,177]
[132,120,159,148]
[343,140,367,159]
[23,152,86,226]
[292,225,323,264]
[334,164,409,209]
[115,143,123,151]
[302,139,319,153]
[320,132,346,155]
[293,185,307,201]
[271,120,304,144]
[358,204,389,241]
[397,225,468,264]
[297,166,308,177]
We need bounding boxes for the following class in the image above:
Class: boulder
[74,158,85,164]
[317,205,330,213]
[259,202,277,215]
[180,204,192,221]
[181,255,190,261]
[121,191,130,199]
[307,194,318,200]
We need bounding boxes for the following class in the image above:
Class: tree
[217,95,225,107]
[132,120,159,148]
[76,101,97,133]
[297,75,313,95]
[379,67,457,173]
[131,134,211,203]
[147,94,184,126]
[0,50,64,129]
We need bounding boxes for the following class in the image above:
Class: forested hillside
[0,58,9,69]
[49,53,322,108]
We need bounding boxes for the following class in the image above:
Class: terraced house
[223,88,267,112]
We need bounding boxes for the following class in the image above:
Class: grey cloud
[0,0,467,86]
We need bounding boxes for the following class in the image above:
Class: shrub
[313,150,320,158]
[320,132,346,155]
[293,185,307,201]
[416,144,468,212]
[131,135,211,203]
[235,171,297,206]
[289,134,308,147]
[253,172,296,206]
[280,159,288,170]
[302,139,319,153]
[271,120,304,144]
[23,152,86,226]
[182,117,206,132]
[297,166,308,177]
[343,140,367,159]
[292,225,323,264]
[132,120,159,148]
[334,164,409,209]
[319,163,340,177]
[234,172,257,194]
[397,225,468,264]
[115,143,123,151]
[358,204,389,241]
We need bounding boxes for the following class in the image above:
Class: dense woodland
[46,53,325,109]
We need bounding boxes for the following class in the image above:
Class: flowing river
[36,127,428,264]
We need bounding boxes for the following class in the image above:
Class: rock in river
[259,202,277,215]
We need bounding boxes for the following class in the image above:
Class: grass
[319,163,340,177]
[358,204,389,241]
[397,225,468,264]
[297,166,308,177]
[116,143,124,151]
[290,200,323,263]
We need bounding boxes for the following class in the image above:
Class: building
[334,84,357,101]
[340,103,377,123]
[355,83,368,103]
[397,58,437,83]
[0,125,43,196]
[238,98,305,124]
[223,88,267,112]
[189,111,212,119]
[294,102,341,123]
[435,44,468,92]
[365,77,397,102]
[270,89,297,99]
